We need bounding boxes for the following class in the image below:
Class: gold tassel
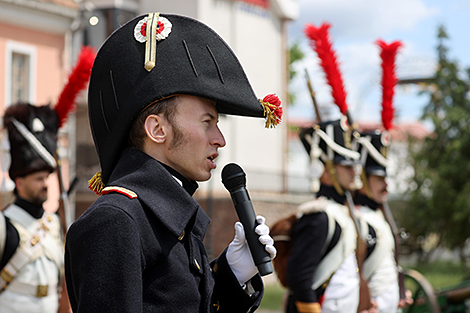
[88,171,104,195]
[259,94,282,129]
[261,102,280,128]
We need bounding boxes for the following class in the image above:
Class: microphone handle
[229,186,273,276]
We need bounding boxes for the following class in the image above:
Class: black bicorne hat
[88,13,282,194]
[3,103,59,181]
[356,129,390,177]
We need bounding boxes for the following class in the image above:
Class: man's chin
[344,182,357,191]
[193,171,212,182]
[32,198,47,206]
[381,195,388,203]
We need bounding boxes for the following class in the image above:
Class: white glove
[226,215,277,286]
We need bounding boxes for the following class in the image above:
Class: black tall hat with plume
[300,22,360,161]
[3,46,95,182]
[87,13,283,195]
[299,22,360,192]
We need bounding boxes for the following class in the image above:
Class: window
[11,52,30,104]
[4,41,36,107]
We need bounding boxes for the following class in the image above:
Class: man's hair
[129,96,179,150]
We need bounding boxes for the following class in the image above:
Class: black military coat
[286,185,343,310]
[65,148,263,312]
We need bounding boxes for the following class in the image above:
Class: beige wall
[164,0,290,193]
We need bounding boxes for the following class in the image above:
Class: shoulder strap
[0,213,6,260]
[320,208,336,257]
[0,209,56,291]
[4,204,36,233]
[312,201,357,290]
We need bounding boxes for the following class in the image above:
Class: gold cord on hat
[144,13,160,71]
[325,159,344,196]
[381,146,388,158]
[360,169,373,199]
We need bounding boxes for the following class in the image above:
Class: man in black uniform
[285,117,361,313]
[0,103,64,313]
[64,12,281,313]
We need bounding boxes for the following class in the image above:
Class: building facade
[0,0,79,212]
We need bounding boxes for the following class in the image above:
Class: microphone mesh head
[221,163,246,190]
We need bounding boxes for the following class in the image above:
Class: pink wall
[0,22,68,213]
[0,22,65,108]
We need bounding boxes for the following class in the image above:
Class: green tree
[288,41,305,105]
[403,25,470,269]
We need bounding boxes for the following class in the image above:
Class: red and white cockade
[134,15,172,43]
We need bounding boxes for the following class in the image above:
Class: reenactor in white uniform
[0,102,64,313]
[284,117,361,313]
[274,20,380,313]
[355,130,399,313]
[353,39,405,313]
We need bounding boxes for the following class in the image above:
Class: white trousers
[322,253,360,313]
[322,287,360,313]
[373,281,400,313]
[0,290,58,313]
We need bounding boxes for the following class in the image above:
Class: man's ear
[144,114,167,144]
[15,177,24,191]
[319,168,332,185]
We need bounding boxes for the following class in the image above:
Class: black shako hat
[3,103,59,181]
[356,129,390,177]
[299,116,359,194]
[299,116,360,166]
[299,117,360,193]
[87,13,282,194]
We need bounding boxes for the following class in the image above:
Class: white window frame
[4,40,37,107]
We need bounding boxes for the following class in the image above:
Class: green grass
[409,261,468,290]
[259,282,286,311]
[259,261,469,312]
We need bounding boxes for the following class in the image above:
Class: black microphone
[221,163,273,276]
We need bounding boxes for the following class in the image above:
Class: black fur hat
[3,103,59,181]
[88,13,282,193]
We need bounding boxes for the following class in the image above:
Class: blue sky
[286,0,470,127]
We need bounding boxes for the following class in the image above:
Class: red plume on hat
[55,46,96,128]
[376,39,402,130]
[304,22,348,116]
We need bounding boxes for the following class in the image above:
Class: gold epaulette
[101,186,138,199]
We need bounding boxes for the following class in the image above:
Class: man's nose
[213,127,226,148]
